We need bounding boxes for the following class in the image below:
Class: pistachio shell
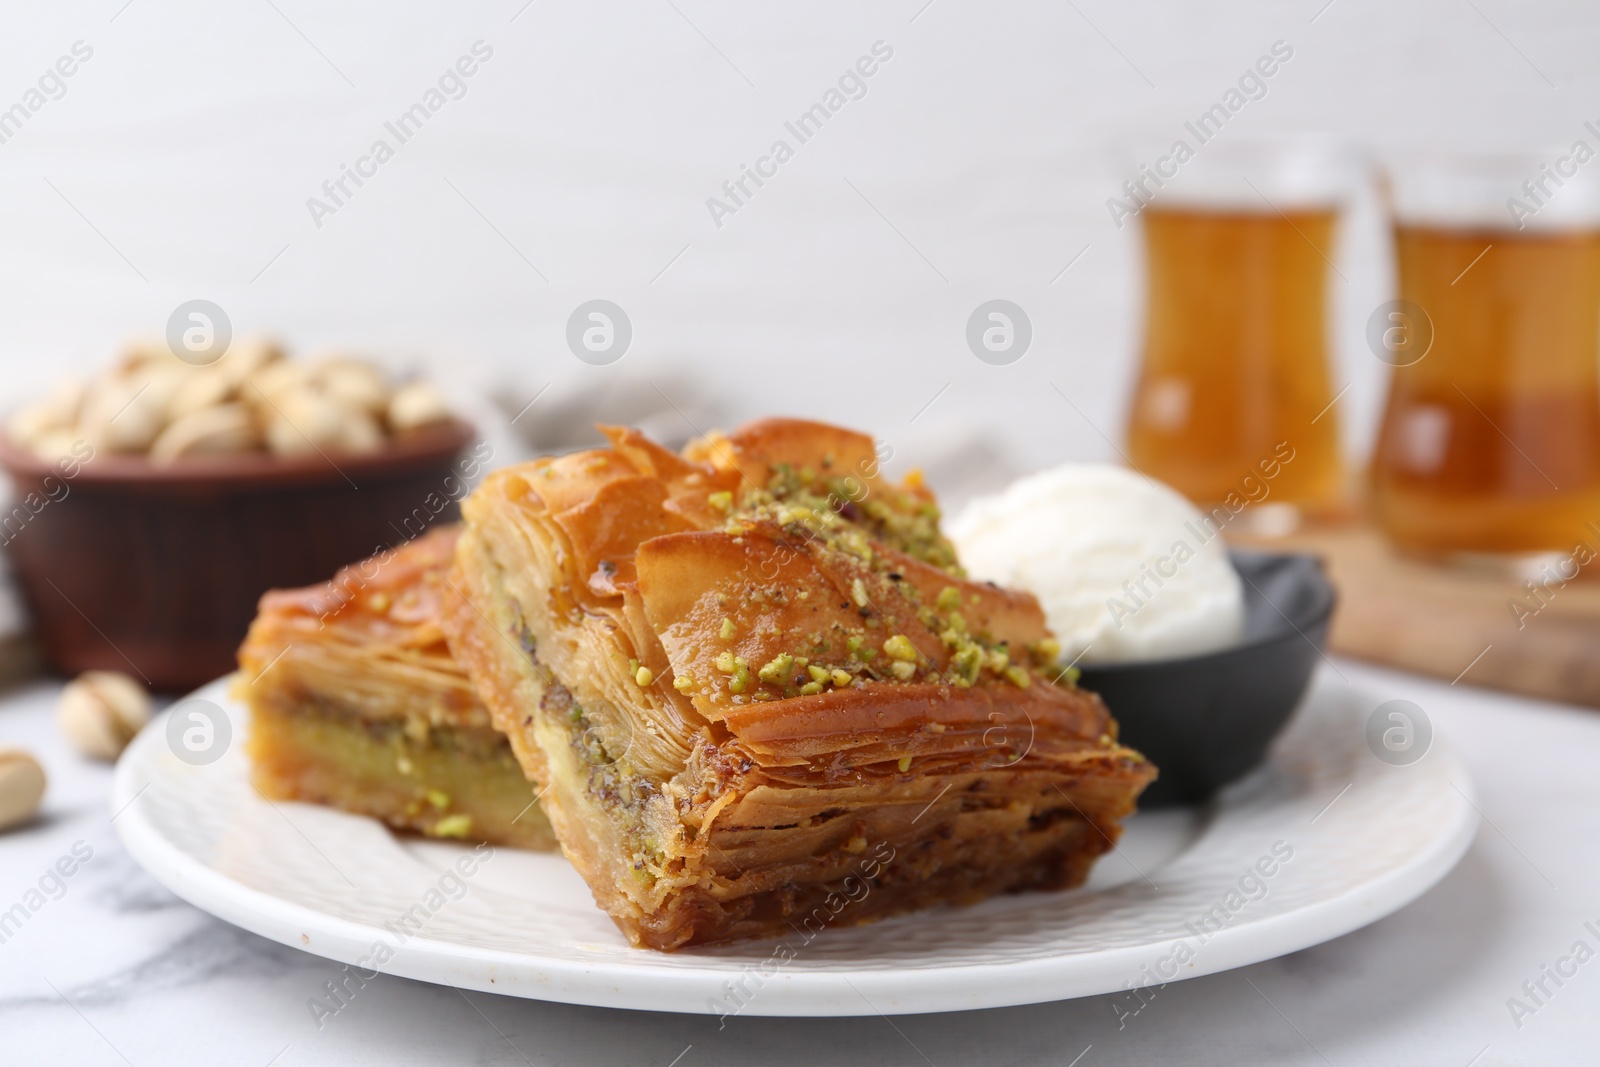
[315,358,389,415]
[28,430,83,462]
[9,404,64,447]
[6,377,86,446]
[264,387,344,455]
[218,337,284,388]
[337,410,384,454]
[112,337,172,375]
[387,381,452,432]
[59,671,151,760]
[245,361,313,406]
[0,748,46,831]
[149,404,259,462]
[80,374,170,453]
[167,366,235,420]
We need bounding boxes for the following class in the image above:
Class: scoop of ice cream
[947,464,1245,664]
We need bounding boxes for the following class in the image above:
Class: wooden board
[1230,523,1600,709]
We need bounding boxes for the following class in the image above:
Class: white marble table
[0,659,1592,1066]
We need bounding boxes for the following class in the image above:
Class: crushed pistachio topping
[707,490,733,512]
[696,458,1074,700]
[367,592,391,613]
[720,461,964,574]
[634,665,655,687]
[433,814,472,838]
[713,651,753,695]
[882,634,918,662]
[897,755,913,772]
[425,789,450,810]
[713,653,751,694]
[843,836,868,853]
[949,645,983,687]
[672,672,694,692]
[757,653,795,684]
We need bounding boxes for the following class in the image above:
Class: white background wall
[1,0,1596,501]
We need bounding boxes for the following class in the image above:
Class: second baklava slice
[239,526,555,849]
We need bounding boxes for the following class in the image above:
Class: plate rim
[111,677,1479,1017]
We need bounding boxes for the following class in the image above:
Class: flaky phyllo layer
[442,418,1156,949]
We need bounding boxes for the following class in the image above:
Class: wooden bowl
[0,420,477,691]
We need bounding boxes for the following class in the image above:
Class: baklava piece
[443,418,1155,949]
[238,527,554,850]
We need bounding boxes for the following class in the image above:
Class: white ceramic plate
[112,670,1475,1017]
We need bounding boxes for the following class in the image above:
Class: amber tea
[1370,224,1600,555]
[1127,206,1345,513]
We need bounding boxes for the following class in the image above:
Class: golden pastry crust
[238,526,555,849]
[444,418,1155,948]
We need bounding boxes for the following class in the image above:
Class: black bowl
[1075,550,1336,808]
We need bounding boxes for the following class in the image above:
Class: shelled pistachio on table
[6,340,456,464]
